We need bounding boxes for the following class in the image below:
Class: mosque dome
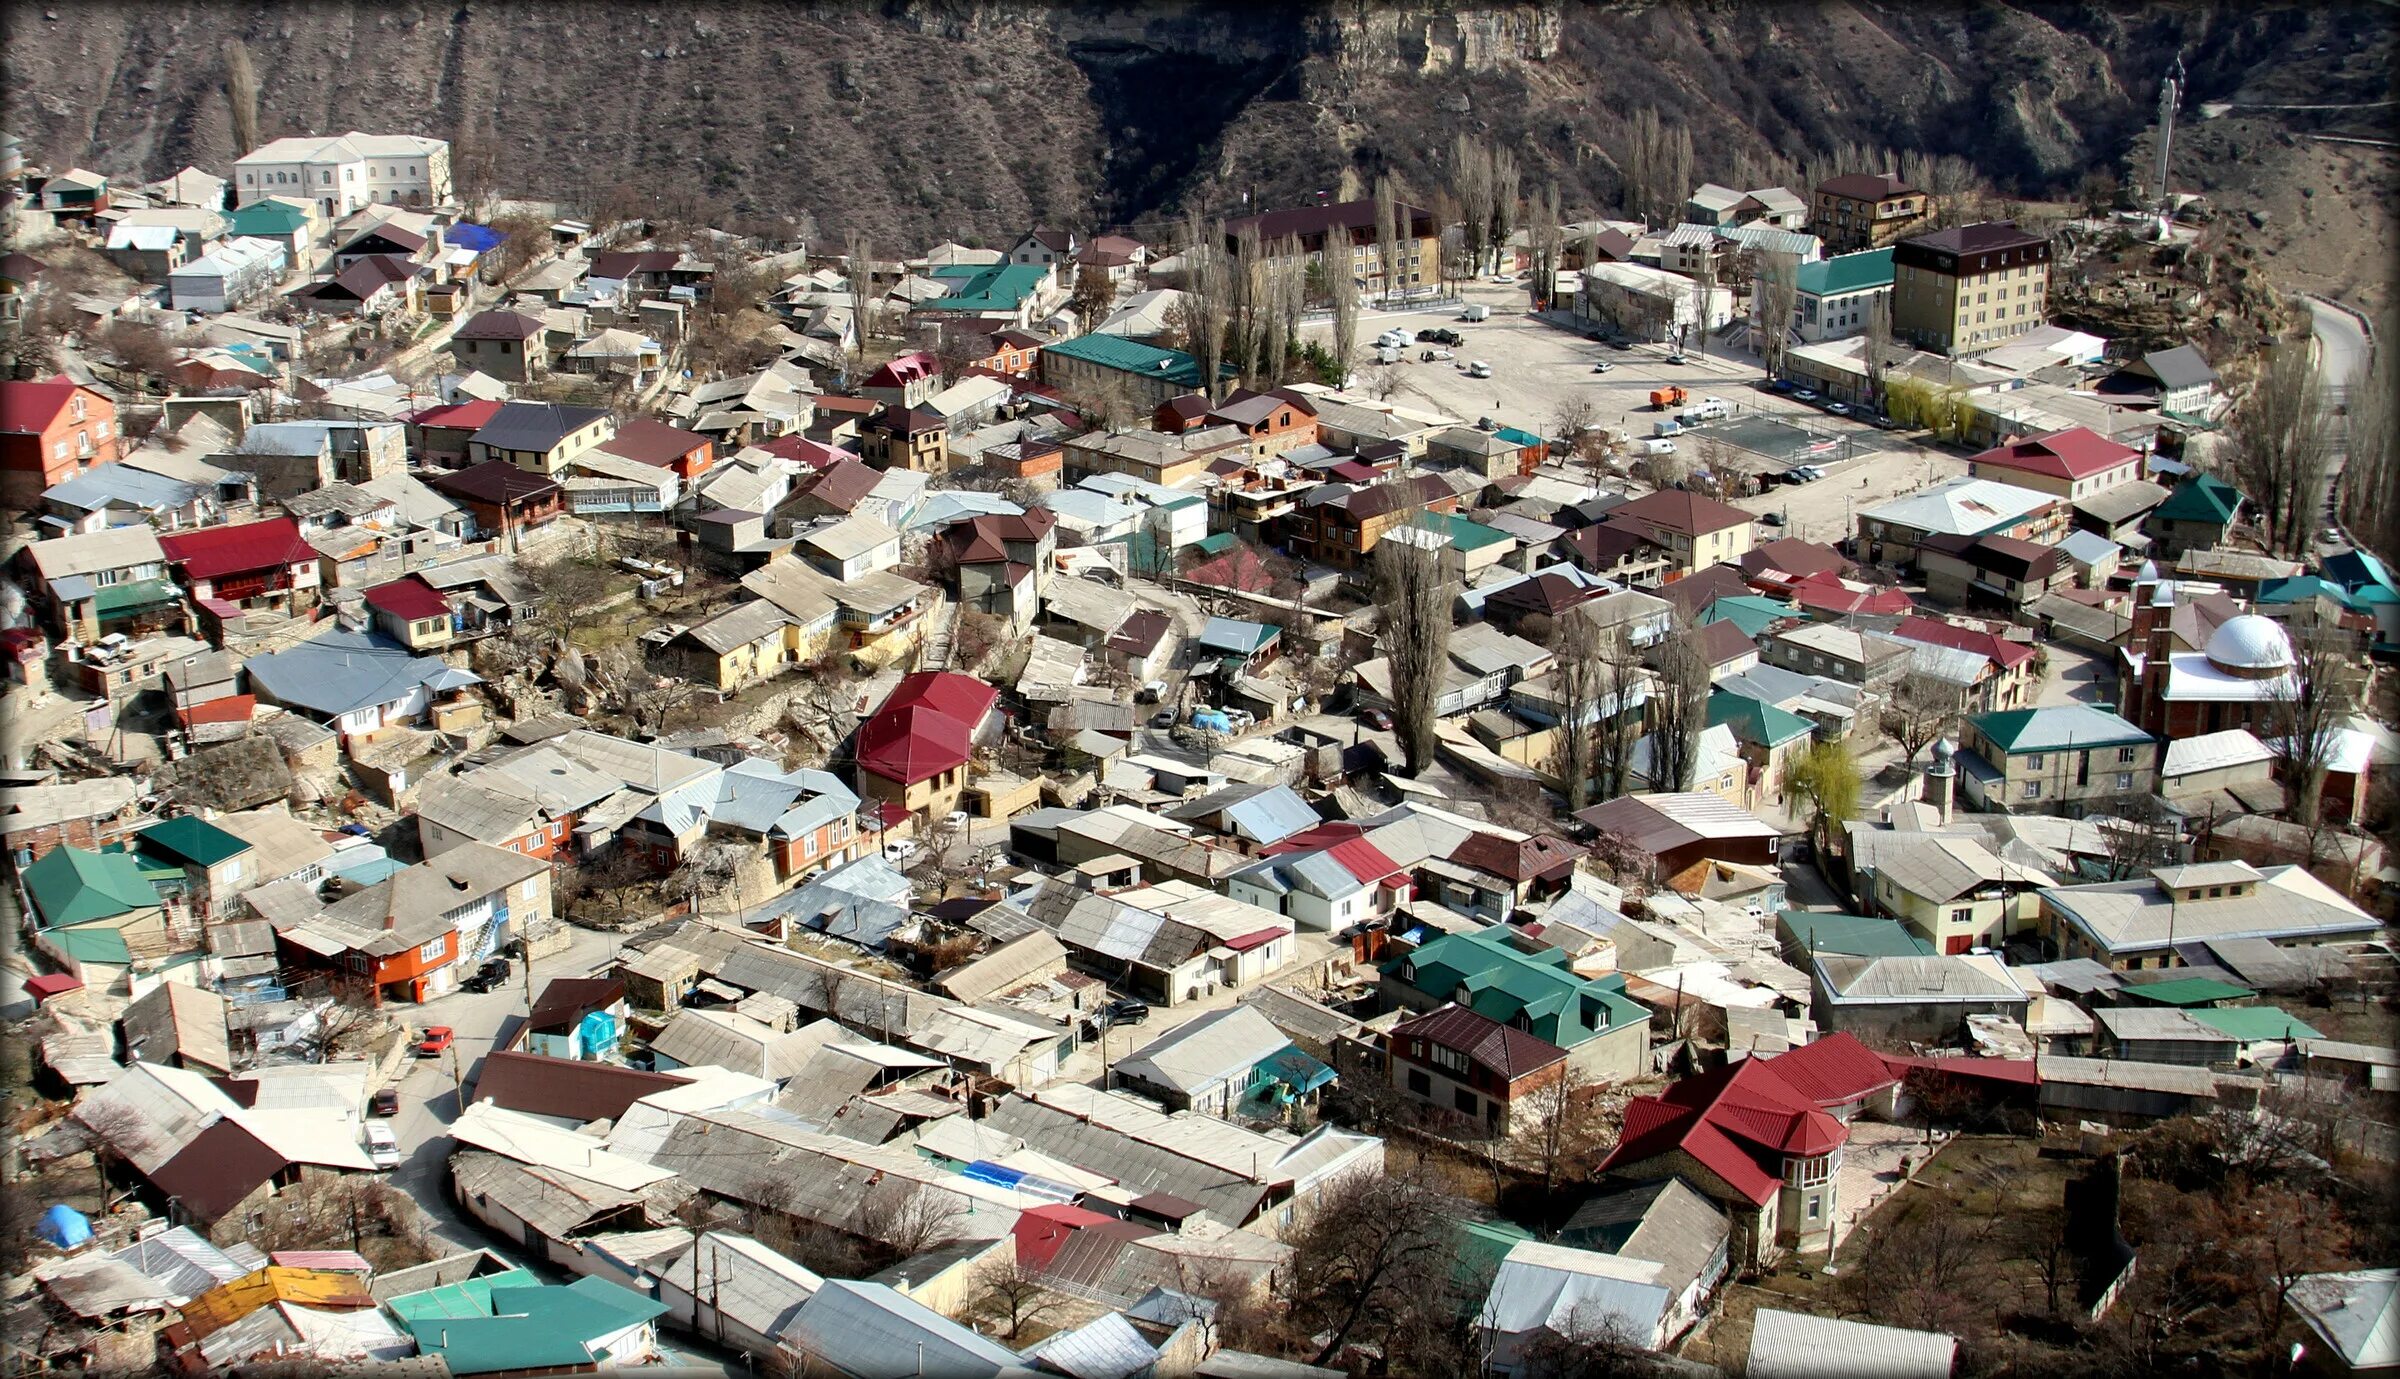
[2204,614,2294,674]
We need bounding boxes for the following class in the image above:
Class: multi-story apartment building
[232,132,452,219]
[1810,172,1933,252]
[1222,199,1442,299]
[1891,221,2052,356]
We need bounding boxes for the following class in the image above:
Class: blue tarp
[38,1204,91,1248]
[578,1009,620,1057]
[445,223,506,254]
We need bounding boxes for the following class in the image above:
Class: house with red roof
[1597,1034,1900,1266]
[595,417,714,480]
[853,672,1000,825]
[406,398,505,468]
[1784,570,1918,621]
[1427,831,1584,923]
[363,574,455,652]
[1385,1002,1570,1135]
[158,516,322,614]
[451,309,549,383]
[1,376,119,508]
[1228,832,1411,931]
[1882,615,2038,711]
[856,351,943,409]
[938,510,1059,629]
[1599,489,1757,578]
[1965,426,2143,502]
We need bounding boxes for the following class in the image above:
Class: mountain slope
[4,0,2388,259]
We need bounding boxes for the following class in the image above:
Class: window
[1806,1196,1823,1221]
[2024,781,2042,800]
[418,934,448,963]
[2116,772,2135,791]
[2117,746,2139,763]
[2024,753,2045,770]
[1406,1069,1431,1096]
[1951,907,1973,927]
[1431,1044,1470,1076]
[1453,1088,1478,1115]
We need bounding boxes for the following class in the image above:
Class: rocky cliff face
[2,1,2384,251]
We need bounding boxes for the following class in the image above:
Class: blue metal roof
[244,629,473,718]
[43,463,205,513]
[445,222,506,253]
[1222,785,1319,845]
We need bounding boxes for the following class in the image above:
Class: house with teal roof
[394,1274,666,1375]
[1420,510,1520,581]
[22,844,163,928]
[1709,690,1816,802]
[130,815,255,920]
[1698,594,1798,641]
[1382,926,1651,1085]
[2147,472,2243,560]
[223,196,318,262]
[1776,911,1935,962]
[1786,248,1893,344]
[1958,704,2155,814]
[912,262,1054,328]
[1040,333,1223,410]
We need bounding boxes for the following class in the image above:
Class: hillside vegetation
[4,1,2389,286]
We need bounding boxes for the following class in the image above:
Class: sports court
[1701,412,1855,467]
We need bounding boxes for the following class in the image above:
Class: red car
[415,1027,454,1058]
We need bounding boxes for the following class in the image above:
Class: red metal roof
[1322,836,1404,885]
[175,695,256,729]
[409,398,505,431]
[856,672,999,786]
[1787,572,1917,618]
[1260,822,1368,857]
[1604,488,1756,538]
[26,972,82,1001]
[1394,1003,1569,1081]
[363,574,451,621]
[158,517,315,581]
[1884,1053,2042,1087]
[1968,426,2141,482]
[1888,615,2036,670]
[1759,1033,1902,1107]
[1598,1056,1850,1206]
[0,376,87,435]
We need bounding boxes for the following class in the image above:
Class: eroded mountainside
[5,1,2390,261]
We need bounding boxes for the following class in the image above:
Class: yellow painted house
[656,598,833,693]
[1859,833,2047,955]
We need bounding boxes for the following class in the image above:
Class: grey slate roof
[778,1280,1022,1379]
[244,628,475,719]
[470,401,611,453]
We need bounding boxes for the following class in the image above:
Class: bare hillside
[5,0,2389,289]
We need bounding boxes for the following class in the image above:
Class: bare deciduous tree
[845,233,874,366]
[1373,175,1401,308]
[1284,1171,1458,1368]
[1376,517,1453,777]
[1755,254,1801,382]
[1069,261,1117,334]
[1643,630,1711,791]
[1452,135,1495,277]
[2338,311,2397,561]
[2224,341,2333,559]
[1877,668,1963,771]
[1864,287,1895,409]
[1548,609,1607,810]
[1324,246,1360,385]
[976,1255,1066,1340]
[2265,621,2360,831]
[2094,791,2185,881]
[1526,182,1565,309]
[1489,146,1522,275]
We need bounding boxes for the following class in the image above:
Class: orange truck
[1648,385,1688,410]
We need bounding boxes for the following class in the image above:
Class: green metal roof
[47,925,133,965]
[2122,977,2254,1008]
[135,816,252,869]
[1969,704,2152,755]
[1710,691,1814,749]
[383,1268,543,1322]
[911,263,1050,314]
[1794,247,1895,299]
[398,1275,666,1376]
[1043,333,1210,388]
[1697,594,1795,640]
[2186,1005,2324,1043]
[92,577,181,615]
[1389,928,1646,1048]
[1191,532,1236,557]
[1494,426,1544,449]
[1778,911,1936,958]
[227,200,311,234]
[2154,472,2242,525]
[1424,511,1514,552]
[22,846,160,927]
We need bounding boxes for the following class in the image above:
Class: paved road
[387,922,632,1248]
[2307,295,2372,393]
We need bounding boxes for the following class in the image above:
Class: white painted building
[232,132,452,220]
[166,236,290,313]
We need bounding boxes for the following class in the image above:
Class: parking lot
[1303,283,1969,547]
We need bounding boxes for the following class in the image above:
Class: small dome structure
[2137,558,2160,581]
[2204,613,2294,674]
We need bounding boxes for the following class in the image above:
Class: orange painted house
[969,330,1046,378]
[1,377,119,508]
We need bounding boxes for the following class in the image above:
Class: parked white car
[1466,361,1493,379]
[364,1122,400,1170]
[883,839,920,863]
